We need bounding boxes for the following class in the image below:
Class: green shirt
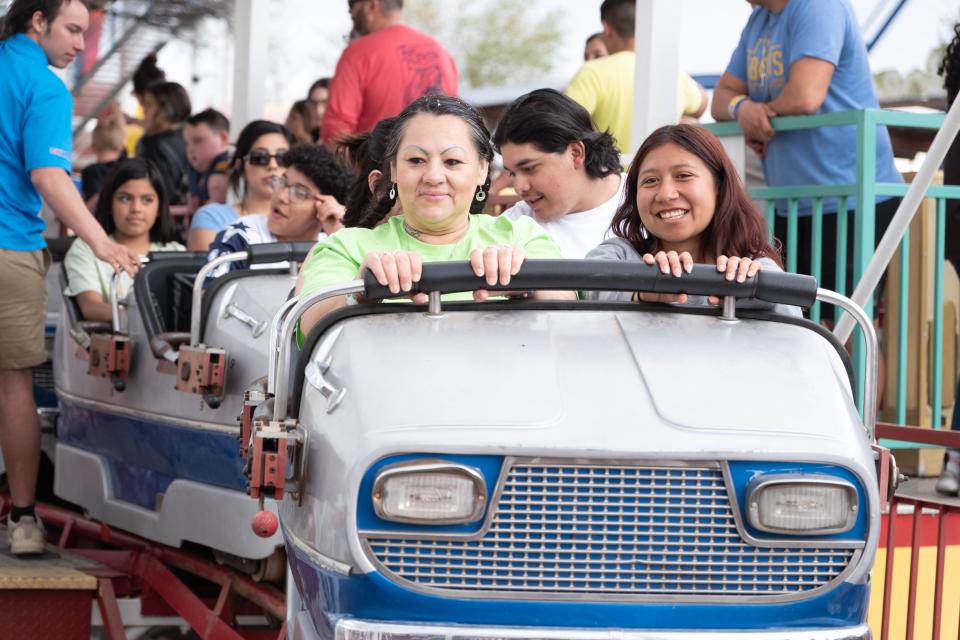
[300,214,562,301]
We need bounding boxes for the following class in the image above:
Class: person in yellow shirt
[566,0,706,153]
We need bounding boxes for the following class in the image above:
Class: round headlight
[746,474,858,535]
[372,459,487,524]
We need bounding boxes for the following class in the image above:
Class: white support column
[631,0,682,155]
[231,0,269,132]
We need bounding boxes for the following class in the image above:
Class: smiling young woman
[585,124,798,315]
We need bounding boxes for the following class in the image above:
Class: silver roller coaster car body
[52,246,313,559]
[266,260,887,640]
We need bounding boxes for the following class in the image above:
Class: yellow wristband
[728,94,748,119]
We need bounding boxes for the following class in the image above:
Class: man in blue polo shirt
[711,0,902,292]
[0,0,140,555]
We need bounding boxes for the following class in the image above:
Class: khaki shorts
[0,248,51,369]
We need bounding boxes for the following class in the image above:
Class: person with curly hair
[204,143,352,284]
[936,20,960,496]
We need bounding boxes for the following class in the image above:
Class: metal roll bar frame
[267,282,880,440]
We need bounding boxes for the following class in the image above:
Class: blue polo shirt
[725,0,902,214]
[0,34,73,250]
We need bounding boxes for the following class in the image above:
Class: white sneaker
[7,515,46,556]
[935,468,960,495]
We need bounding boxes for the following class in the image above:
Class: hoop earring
[388,183,396,199]
[475,188,486,202]
[639,223,649,240]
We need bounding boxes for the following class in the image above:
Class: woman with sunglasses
[203,143,352,286]
[187,120,296,251]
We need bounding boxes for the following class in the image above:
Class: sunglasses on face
[246,149,290,167]
[270,175,315,203]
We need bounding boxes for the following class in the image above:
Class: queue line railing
[706,109,960,430]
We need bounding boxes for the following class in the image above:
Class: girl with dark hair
[336,116,399,229]
[492,89,624,258]
[136,81,191,206]
[63,158,184,322]
[187,120,295,251]
[586,124,798,315]
[297,95,573,336]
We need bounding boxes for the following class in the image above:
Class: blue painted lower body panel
[285,535,869,639]
[57,397,245,509]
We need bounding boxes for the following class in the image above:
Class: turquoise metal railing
[706,109,960,431]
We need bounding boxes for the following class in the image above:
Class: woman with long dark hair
[586,124,797,315]
[63,158,184,322]
[187,120,295,251]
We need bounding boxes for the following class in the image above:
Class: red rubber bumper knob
[251,510,279,538]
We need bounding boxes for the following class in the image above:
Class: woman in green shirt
[298,96,572,336]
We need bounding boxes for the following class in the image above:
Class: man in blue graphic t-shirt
[711,0,902,290]
[0,0,140,555]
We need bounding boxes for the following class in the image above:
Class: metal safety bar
[817,288,879,439]
[189,251,248,345]
[269,281,365,421]
[269,282,878,437]
[110,272,122,334]
[108,256,151,334]
[267,296,301,396]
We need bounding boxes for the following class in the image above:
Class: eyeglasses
[270,175,315,203]
[246,149,290,167]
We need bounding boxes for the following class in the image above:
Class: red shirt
[321,25,458,143]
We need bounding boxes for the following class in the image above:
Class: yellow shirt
[565,51,703,152]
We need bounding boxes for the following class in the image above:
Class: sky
[149,0,960,121]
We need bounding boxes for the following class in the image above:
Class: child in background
[184,108,231,209]
[64,158,185,322]
[81,104,126,209]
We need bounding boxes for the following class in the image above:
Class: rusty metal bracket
[873,443,902,511]
[88,333,132,391]
[176,345,227,408]
[248,418,307,505]
[240,385,271,461]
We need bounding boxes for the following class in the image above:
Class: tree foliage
[407,0,563,88]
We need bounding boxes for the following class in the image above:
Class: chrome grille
[362,461,857,599]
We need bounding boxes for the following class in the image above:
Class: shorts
[0,248,51,369]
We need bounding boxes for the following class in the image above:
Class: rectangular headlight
[746,475,858,535]
[373,459,486,524]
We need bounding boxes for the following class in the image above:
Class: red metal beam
[880,499,897,640]
[137,554,244,640]
[876,422,960,448]
[96,577,127,640]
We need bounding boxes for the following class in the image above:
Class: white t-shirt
[501,174,625,258]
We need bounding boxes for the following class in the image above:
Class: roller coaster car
[52,242,314,563]
[264,259,893,640]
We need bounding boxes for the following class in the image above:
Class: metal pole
[231,0,268,133]
[834,97,960,343]
[631,0,681,155]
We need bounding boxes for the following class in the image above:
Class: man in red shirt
[321,0,458,144]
